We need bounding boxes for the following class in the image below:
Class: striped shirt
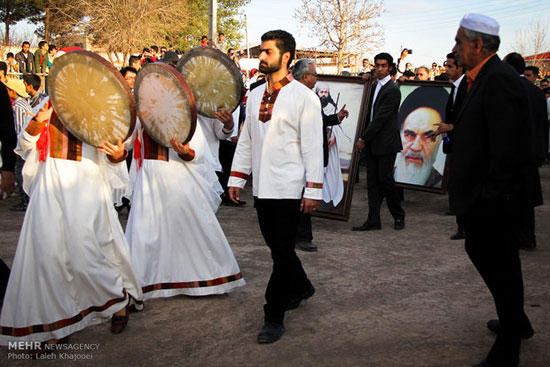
[13,97,32,135]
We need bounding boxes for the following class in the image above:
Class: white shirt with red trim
[228,78,323,200]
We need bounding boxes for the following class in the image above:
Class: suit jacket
[448,55,539,216]
[322,113,340,166]
[442,76,467,154]
[15,51,34,74]
[520,77,549,164]
[361,80,402,156]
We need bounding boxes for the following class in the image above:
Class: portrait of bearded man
[394,85,449,188]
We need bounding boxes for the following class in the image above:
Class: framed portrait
[394,80,452,194]
[311,75,371,221]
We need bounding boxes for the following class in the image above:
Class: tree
[295,0,384,74]
[173,0,250,51]
[0,0,41,46]
[513,20,550,69]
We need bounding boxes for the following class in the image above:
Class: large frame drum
[46,50,136,147]
[134,63,197,147]
[176,47,243,118]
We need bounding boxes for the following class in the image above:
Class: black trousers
[218,140,237,197]
[464,199,531,364]
[295,212,313,243]
[255,198,312,324]
[365,151,404,224]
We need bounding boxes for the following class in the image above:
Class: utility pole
[245,14,249,58]
[208,0,217,47]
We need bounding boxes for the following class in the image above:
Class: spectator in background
[23,74,44,108]
[149,45,159,62]
[217,32,227,52]
[200,35,208,47]
[0,61,7,84]
[47,44,57,70]
[524,66,539,84]
[33,41,49,75]
[140,47,154,66]
[540,78,548,90]
[398,70,415,82]
[160,51,179,68]
[415,66,429,80]
[361,58,371,73]
[120,67,137,91]
[5,78,31,211]
[430,62,438,80]
[15,41,34,75]
[6,53,18,76]
[128,55,141,72]
[160,46,167,59]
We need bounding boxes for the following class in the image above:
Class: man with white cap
[449,13,537,367]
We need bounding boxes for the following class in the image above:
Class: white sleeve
[228,105,252,189]
[300,93,324,200]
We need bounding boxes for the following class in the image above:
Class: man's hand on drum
[170,138,191,156]
[215,108,234,131]
[98,138,127,161]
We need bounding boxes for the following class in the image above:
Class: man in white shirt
[228,30,323,343]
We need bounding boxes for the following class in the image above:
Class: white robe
[322,128,344,206]
[125,122,244,300]
[0,129,142,344]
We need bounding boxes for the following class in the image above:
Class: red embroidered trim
[0,290,128,337]
[306,182,323,189]
[258,75,292,123]
[142,273,243,293]
[230,171,250,180]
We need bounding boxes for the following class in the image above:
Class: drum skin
[134,63,197,147]
[176,47,243,118]
[46,50,136,147]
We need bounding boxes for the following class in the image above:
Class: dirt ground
[0,166,549,367]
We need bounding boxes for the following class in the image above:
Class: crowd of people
[0,12,548,367]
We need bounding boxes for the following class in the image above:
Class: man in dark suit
[433,52,468,240]
[450,14,537,367]
[502,52,546,252]
[354,52,405,231]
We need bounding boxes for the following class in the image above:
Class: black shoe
[486,319,534,339]
[394,219,405,230]
[519,242,536,251]
[222,199,247,207]
[295,241,318,252]
[352,222,381,231]
[257,322,284,343]
[286,285,315,310]
[450,229,466,240]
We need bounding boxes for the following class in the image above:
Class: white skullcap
[460,13,499,36]
[315,82,329,92]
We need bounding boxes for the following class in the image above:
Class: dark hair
[374,52,394,65]
[261,30,296,68]
[6,52,14,59]
[446,52,458,66]
[23,74,42,90]
[22,41,30,47]
[435,73,449,81]
[38,41,47,48]
[398,86,449,128]
[49,44,56,51]
[201,35,207,41]
[390,63,397,76]
[462,28,500,53]
[218,32,224,37]
[503,52,525,74]
[525,66,539,78]
[150,45,158,53]
[0,61,7,74]
[142,47,150,53]
[403,70,415,78]
[120,67,138,78]
[129,55,140,66]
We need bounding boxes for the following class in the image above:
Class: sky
[8,0,549,68]
[241,0,550,67]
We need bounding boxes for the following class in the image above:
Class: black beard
[319,95,336,108]
[259,55,283,74]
